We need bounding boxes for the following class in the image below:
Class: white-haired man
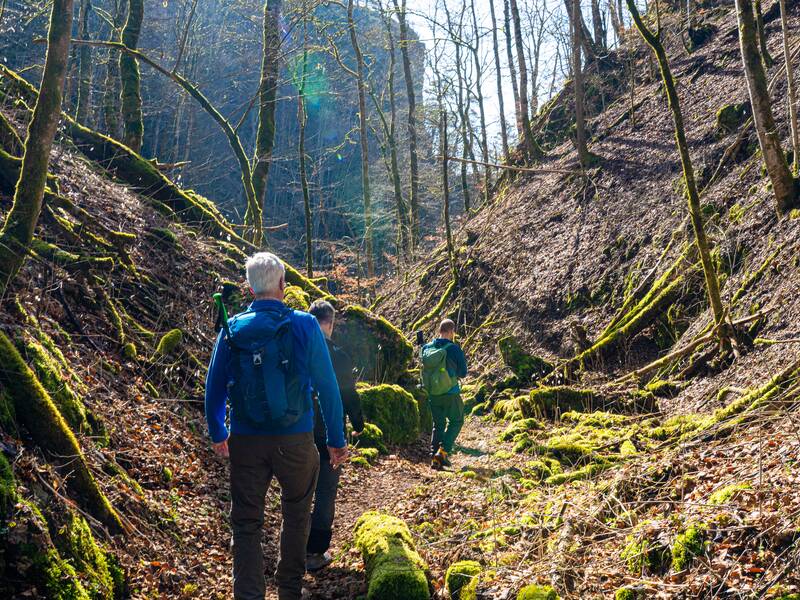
[205,252,347,600]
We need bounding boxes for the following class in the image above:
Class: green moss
[715,102,748,134]
[55,512,122,599]
[333,305,413,383]
[671,523,707,571]
[405,385,432,433]
[493,397,523,421]
[0,388,17,433]
[121,343,137,360]
[544,460,611,485]
[354,512,429,600]
[19,335,92,435]
[709,482,751,505]
[356,422,388,454]
[33,548,91,600]
[644,379,682,398]
[498,336,554,383]
[523,458,563,482]
[621,529,671,574]
[560,411,628,428]
[144,381,159,398]
[615,587,644,600]
[516,584,559,600]
[358,384,419,445]
[153,329,183,359]
[350,456,370,468]
[520,387,595,419]
[410,278,457,330]
[162,466,173,482]
[146,226,178,249]
[445,560,481,599]
[284,286,311,311]
[619,439,638,456]
[499,418,544,441]
[357,447,380,464]
[0,452,17,518]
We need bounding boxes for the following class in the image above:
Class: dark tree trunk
[736,0,796,212]
[75,0,92,125]
[504,0,522,137]
[0,0,74,296]
[489,0,509,158]
[511,0,541,160]
[393,0,421,250]
[119,0,143,151]
[572,0,590,166]
[249,0,282,244]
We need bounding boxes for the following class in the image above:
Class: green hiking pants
[429,392,464,455]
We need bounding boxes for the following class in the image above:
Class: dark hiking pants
[229,432,320,600]
[429,392,465,455]
[307,455,340,554]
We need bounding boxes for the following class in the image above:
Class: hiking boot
[431,448,449,470]
[439,449,452,467]
[306,552,333,573]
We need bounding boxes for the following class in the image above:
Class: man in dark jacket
[421,319,468,470]
[306,299,365,571]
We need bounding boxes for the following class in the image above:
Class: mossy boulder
[405,385,432,433]
[333,305,413,383]
[498,336,554,383]
[671,523,707,571]
[445,560,481,599]
[356,422,389,454]
[358,384,420,445]
[354,512,429,600]
[517,584,559,599]
[715,102,750,135]
[520,387,595,419]
[284,286,311,311]
[153,329,183,359]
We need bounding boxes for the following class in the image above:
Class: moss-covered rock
[356,422,389,454]
[498,336,554,383]
[33,548,91,600]
[671,523,707,571]
[621,526,671,574]
[333,305,413,383]
[715,102,749,135]
[516,584,559,599]
[356,447,380,465]
[354,512,429,600]
[284,286,311,311]
[445,560,481,599]
[520,387,595,419]
[499,418,544,442]
[615,588,645,600]
[121,342,137,360]
[153,328,183,359]
[358,384,420,445]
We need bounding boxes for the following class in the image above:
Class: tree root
[0,328,123,533]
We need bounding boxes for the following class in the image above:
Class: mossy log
[410,278,457,331]
[0,330,122,533]
[520,386,655,420]
[354,512,429,600]
[357,384,420,445]
[334,305,413,383]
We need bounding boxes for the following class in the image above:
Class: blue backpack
[226,305,307,428]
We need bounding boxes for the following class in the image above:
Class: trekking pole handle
[213,293,231,338]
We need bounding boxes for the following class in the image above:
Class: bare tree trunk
[444,2,472,211]
[571,0,590,166]
[489,0,510,158]
[736,0,796,213]
[393,0,421,250]
[75,0,92,125]
[102,0,124,138]
[755,0,774,68]
[173,0,198,73]
[504,0,522,137]
[249,0,282,244]
[120,0,143,152]
[511,0,541,160]
[379,1,409,259]
[591,0,606,53]
[469,0,491,205]
[780,0,800,174]
[0,0,74,296]
[348,0,374,277]
[298,23,313,277]
[627,0,727,333]
[441,108,455,276]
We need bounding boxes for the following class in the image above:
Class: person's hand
[328,446,348,469]
[213,437,230,458]
[351,429,362,438]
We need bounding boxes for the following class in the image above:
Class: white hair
[246,252,285,296]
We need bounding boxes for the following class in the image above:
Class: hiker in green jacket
[421,319,468,470]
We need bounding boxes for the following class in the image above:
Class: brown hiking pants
[228,432,320,600]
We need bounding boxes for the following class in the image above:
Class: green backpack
[421,343,458,396]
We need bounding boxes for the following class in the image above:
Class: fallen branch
[445,155,581,176]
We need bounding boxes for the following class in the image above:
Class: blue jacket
[423,338,468,395]
[205,299,346,448]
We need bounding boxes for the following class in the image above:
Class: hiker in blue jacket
[421,319,468,470]
[205,252,347,600]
